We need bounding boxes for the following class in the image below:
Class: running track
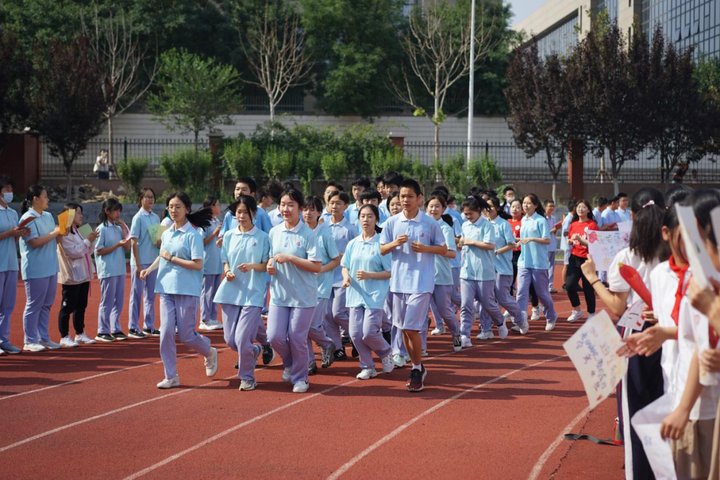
[0,273,624,479]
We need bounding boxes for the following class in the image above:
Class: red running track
[0,274,624,479]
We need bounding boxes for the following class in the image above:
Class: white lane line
[0,347,230,402]
[326,354,568,480]
[527,405,593,480]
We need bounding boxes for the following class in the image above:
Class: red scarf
[668,255,689,327]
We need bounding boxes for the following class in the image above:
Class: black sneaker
[95,333,114,343]
[143,328,161,337]
[341,336,351,346]
[452,335,462,352]
[262,344,275,365]
[351,344,359,358]
[334,349,347,361]
[128,328,146,339]
[407,365,427,392]
[308,363,318,375]
[112,331,128,341]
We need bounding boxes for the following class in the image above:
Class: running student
[545,200,559,293]
[424,194,462,352]
[0,176,27,355]
[94,198,131,342]
[564,200,598,323]
[459,196,508,344]
[19,185,62,351]
[213,195,270,391]
[140,192,218,389]
[57,203,97,347]
[266,188,321,393]
[199,196,223,331]
[342,204,394,379]
[128,187,161,338]
[302,195,339,375]
[347,176,370,225]
[382,191,408,367]
[219,177,272,240]
[380,178,447,392]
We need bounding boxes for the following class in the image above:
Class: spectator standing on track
[128,188,161,339]
[198,196,224,331]
[563,200,598,323]
[213,195,270,391]
[266,188,321,393]
[140,192,217,389]
[57,203,97,347]
[19,185,63,352]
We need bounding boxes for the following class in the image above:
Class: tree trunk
[194,130,199,152]
[269,100,275,123]
[107,116,114,179]
[551,181,557,205]
[434,122,440,164]
[65,166,73,201]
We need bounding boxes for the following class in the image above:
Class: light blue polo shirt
[155,221,205,296]
[312,223,340,299]
[202,217,223,275]
[379,202,391,221]
[617,208,631,223]
[434,220,456,286]
[460,215,496,281]
[443,210,462,269]
[327,216,358,287]
[129,208,160,267]
[0,205,19,272]
[95,222,127,279]
[341,233,391,309]
[268,221,319,308]
[347,203,360,225]
[592,208,605,229]
[213,227,270,307]
[19,209,59,279]
[220,207,272,236]
[518,212,550,270]
[268,207,283,227]
[380,210,446,294]
[546,214,558,253]
[490,216,515,276]
[321,209,349,224]
[601,208,621,227]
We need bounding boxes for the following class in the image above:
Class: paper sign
[675,205,720,289]
[563,311,628,409]
[149,224,168,244]
[18,215,37,228]
[587,230,630,272]
[77,224,93,238]
[630,393,677,480]
[617,221,632,236]
[616,301,646,331]
[57,209,75,235]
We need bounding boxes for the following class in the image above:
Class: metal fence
[40,137,720,184]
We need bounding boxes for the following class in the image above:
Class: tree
[695,57,720,156]
[390,0,500,162]
[28,36,106,200]
[0,30,33,153]
[505,43,576,203]
[147,48,242,148]
[82,5,158,164]
[238,3,311,122]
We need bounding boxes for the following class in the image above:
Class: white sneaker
[239,379,257,391]
[157,376,180,389]
[421,350,429,357]
[207,320,223,330]
[392,353,406,368]
[59,336,78,348]
[198,321,213,331]
[567,309,585,323]
[530,307,542,321]
[497,321,509,339]
[23,343,46,352]
[460,335,472,348]
[204,347,218,377]
[74,333,96,344]
[476,331,494,340]
[381,354,394,374]
[545,320,556,331]
[503,310,511,320]
[0,347,4,355]
[292,380,309,393]
[282,367,292,382]
[356,368,378,380]
[430,326,445,336]
[40,339,61,350]
[517,312,530,335]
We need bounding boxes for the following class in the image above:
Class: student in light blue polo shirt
[198,196,224,331]
[325,191,358,360]
[342,204,394,379]
[302,196,339,374]
[380,179,446,392]
[0,176,28,355]
[94,198,131,342]
[459,196,507,346]
[320,181,349,224]
[140,192,217,389]
[213,195,270,391]
[267,188,321,393]
[359,189,388,224]
[128,187,161,338]
[425,194,462,352]
[18,185,60,352]
[219,177,272,237]
[516,194,558,332]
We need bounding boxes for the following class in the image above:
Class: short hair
[325,181,344,191]
[351,177,371,189]
[399,178,421,196]
[359,189,381,202]
[596,196,609,207]
[383,171,403,187]
[0,175,15,191]
[237,177,257,194]
[303,195,324,212]
[228,195,258,222]
[328,191,351,205]
[617,192,628,199]
[503,186,515,194]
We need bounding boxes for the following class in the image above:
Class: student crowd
[0,172,719,479]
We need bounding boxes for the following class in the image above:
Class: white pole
[466,0,476,169]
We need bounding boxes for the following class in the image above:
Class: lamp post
[466,0,476,169]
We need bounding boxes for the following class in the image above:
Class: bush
[320,151,348,182]
[263,147,293,180]
[368,148,411,178]
[295,149,323,196]
[115,157,149,199]
[223,138,261,181]
[440,153,503,198]
[159,148,212,201]
[337,124,394,174]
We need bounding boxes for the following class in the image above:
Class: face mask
[2,192,12,204]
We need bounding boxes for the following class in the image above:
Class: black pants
[58,282,90,337]
[565,254,596,313]
[512,250,538,306]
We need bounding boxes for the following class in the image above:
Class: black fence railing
[40,138,720,185]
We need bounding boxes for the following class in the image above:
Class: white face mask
[2,192,12,204]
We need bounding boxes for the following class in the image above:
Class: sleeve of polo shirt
[305,230,319,262]
[94,224,108,252]
[482,222,495,244]
[220,211,233,236]
[379,219,393,245]
[220,231,230,264]
[260,234,271,263]
[325,230,340,260]
[189,230,204,260]
[24,214,41,241]
[340,240,352,270]
[430,221,446,246]
[129,215,141,240]
[380,244,392,271]
[503,221,515,245]
[537,215,550,240]
[442,226,456,252]
[268,229,276,257]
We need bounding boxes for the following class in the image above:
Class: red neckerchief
[668,255,689,326]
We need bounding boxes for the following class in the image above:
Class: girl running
[564,200,598,323]
[199,196,223,331]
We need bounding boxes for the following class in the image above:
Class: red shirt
[508,218,522,252]
[568,220,598,258]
